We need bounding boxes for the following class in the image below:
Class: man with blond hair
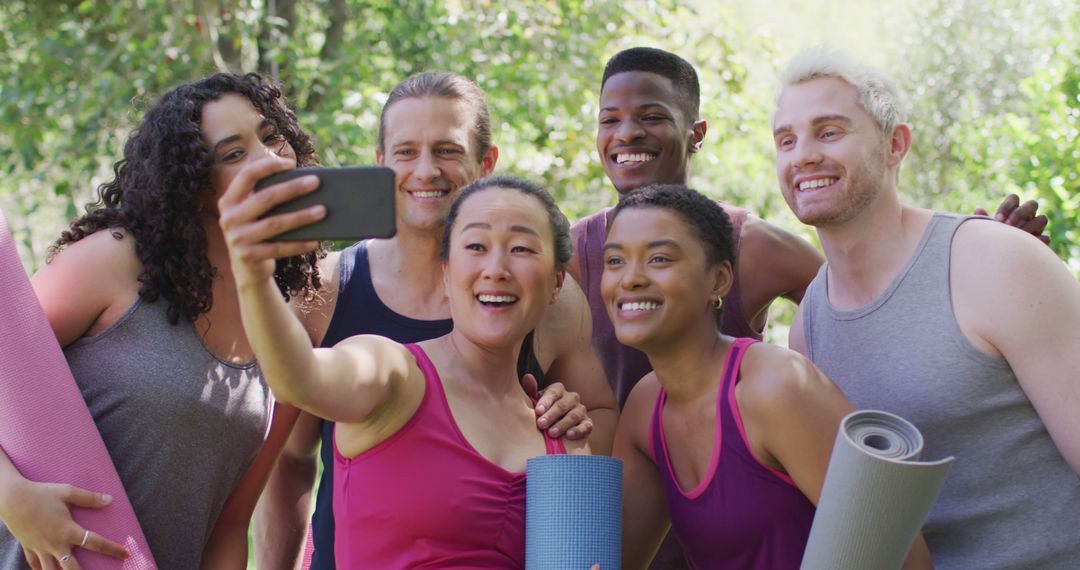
[776,47,1080,568]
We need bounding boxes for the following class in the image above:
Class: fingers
[973,207,989,217]
[79,530,129,560]
[56,552,82,570]
[993,193,1020,222]
[520,373,540,402]
[222,172,321,235]
[25,550,41,570]
[564,416,594,440]
[59,485,111,509]
[217,156,296,208]
[1005,199,1039,226]
[541,391,585,438]
[534,382,566,426]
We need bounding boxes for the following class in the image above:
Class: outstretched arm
[217,156,413,423]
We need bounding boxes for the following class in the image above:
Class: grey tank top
[0,298,272,570]
[802,213,1080,569]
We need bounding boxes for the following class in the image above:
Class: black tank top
[310,241,546,569]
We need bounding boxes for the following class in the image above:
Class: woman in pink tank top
[602,185,932,569]
[220,175,589,569]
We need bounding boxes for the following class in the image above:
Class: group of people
[0,42,1077,570]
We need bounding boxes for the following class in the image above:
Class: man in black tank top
[252,72,618,570]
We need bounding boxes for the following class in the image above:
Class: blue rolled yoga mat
[526,455,622,570]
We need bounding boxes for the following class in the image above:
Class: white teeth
[798,178,837,191]
[478,294,518,304]
[616,153,657,164]
[412,191,446,198]
[621,301,660,312]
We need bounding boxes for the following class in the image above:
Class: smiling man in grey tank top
[772,47,1080,568]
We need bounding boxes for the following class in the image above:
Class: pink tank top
[332,343,566,569]
[650,338,815,569]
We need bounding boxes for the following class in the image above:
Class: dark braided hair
[50,73,323,324]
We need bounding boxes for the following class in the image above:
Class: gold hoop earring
[712,295,724,310]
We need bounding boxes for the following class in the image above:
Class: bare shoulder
[951,217,1079,352]
[45,228,141,278]
[952,217,1061,276]
[737,342,844,415]
[32,229,142,344]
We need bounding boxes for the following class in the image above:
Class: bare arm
[536,275,619,454]
[738,343,930,567]
[201,403,302,569]
[217,157,415,423]
[613,378,669,569]
[952,220,1080,473]
[735,217,823,330]
[252,411,321,569]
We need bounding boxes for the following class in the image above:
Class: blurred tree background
[2,0,1077,299]
[0,1,1075,564]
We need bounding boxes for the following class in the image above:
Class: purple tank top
[649,338,815,569]
[572,205,759,408]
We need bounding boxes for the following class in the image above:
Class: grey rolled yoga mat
[801,410,954,570]
[526,454,622,570]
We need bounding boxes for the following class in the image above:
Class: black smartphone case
[256,166,396,241]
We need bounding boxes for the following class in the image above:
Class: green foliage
[895,0,1080,274]
[1,0,1077,279]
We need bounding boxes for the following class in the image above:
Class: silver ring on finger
[59,554,73,562]
[80,529,90,547]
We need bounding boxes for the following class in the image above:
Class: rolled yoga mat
[0,210,156,568]
[801,410,954,570]
[526,454,622,570]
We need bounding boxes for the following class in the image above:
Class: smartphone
[255,166,396,241]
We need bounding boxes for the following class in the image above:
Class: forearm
[252,454,317,569]
[200,518,249,570]
[235,274,325,406]
[587,408,619,456]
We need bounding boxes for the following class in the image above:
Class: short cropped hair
[441,176,572,270]
[610,184,735,268]
[778,46,908,135]
[377,71,492,162]
[601,47,701,124]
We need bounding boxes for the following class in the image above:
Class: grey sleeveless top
[0,298,272,570]
[802,213,1080,569]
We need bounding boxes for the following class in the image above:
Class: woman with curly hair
[0,72,321,569]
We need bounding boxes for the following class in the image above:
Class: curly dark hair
[50,73,323,324]
[610,184,735,268]
[440,175,572,270]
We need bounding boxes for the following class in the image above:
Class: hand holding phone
[255,166,396,241]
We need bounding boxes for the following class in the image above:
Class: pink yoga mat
[0,210,156,568]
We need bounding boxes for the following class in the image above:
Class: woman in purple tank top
[220,176,589,568]
[603,185,932,569]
